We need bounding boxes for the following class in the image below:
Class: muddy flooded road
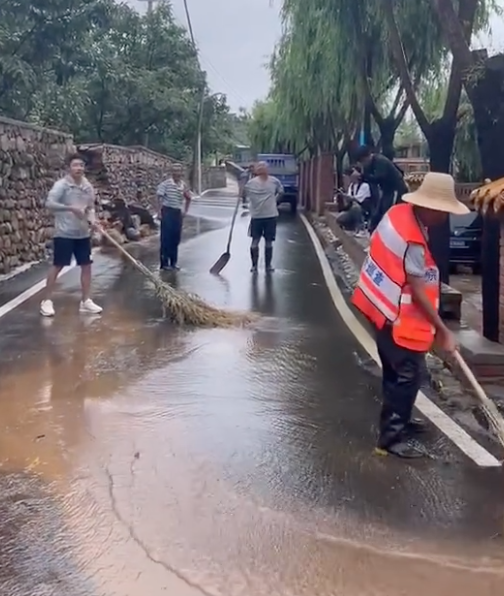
[0,200,503,595]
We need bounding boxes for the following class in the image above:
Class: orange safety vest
[352,203,439,352]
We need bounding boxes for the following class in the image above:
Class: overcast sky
[128,0,503,113]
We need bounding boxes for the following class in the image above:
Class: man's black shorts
[53,237,92,267]
[248,217,277,242]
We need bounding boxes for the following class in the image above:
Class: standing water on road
[0,209,503,596]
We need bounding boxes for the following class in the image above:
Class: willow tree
[332,0,442,160]
[429,0,504,342]
[429,0,504,182]
[381,0,481,174]
[266,0,363,161]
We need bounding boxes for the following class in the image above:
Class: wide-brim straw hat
[402,172,469,215]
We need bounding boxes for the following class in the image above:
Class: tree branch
[394,97,410,128]
[429,0,475,73]
[381,0,430,135]
[442,0,478,120]
[388,85,404,120]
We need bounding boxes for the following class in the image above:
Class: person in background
[355,146,409,233]
[352,172,466,458]
[242,161,283,273]
[336,166,373,231]
[156,163,191,271]
[40,154,102,317]
[239,163,255,208]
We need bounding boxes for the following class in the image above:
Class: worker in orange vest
[352,172,469,458]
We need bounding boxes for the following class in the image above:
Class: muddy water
[0,213,503,595]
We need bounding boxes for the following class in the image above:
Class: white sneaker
[40,299,55,317]
[79,298,103,314]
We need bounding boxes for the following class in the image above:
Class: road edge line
[300,213,501,468]
[0,245,102,320]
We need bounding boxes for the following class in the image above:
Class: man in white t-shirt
[337,166,374,230]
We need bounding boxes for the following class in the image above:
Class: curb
[301,212,502,467]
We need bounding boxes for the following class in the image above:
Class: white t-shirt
[348,182,371,204]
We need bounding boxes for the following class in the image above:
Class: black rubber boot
[250,247,259,272]
[265,246,274,272]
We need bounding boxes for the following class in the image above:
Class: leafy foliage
[252,0,493,174]
[0,0,233,161]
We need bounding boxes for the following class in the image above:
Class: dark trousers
[376,325,424,449]
[160,206,182,267]
[369,192,403,234]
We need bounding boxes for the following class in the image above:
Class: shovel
[209,196,241,274]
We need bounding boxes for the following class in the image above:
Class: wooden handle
[454,351,489,403]
[226,196,241,252]
[97,226,152,279]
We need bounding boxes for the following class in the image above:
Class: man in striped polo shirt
[156,163,191,270]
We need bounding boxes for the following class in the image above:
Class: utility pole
[138,0,158,147]
[138,0,157,13]
[183,0,204,196]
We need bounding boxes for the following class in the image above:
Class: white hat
[402,172,469,215]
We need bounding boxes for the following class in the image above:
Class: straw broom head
[138,262,254,326]
[153,277,255,326]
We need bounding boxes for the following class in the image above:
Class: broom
[454,351,504,448]
[99,226,253,327]
[209,196,241,274]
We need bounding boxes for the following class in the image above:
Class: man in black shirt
[355,146,409,233]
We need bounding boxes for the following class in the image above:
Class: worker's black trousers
[375,324,425,449]
[160,206,182,268]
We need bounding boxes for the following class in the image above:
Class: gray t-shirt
[404,243,425,277]
[46,175,96,239]
[404,218,429,277]
[244,175,283,219]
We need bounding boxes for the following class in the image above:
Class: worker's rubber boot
[250,247,259,273]
[265,246,274,272]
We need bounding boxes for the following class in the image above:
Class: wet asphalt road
[0,194,503,595]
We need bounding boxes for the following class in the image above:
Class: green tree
[0,0,232,162]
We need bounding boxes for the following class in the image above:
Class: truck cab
[256,153,298,213]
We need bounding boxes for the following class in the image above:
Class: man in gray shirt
[40,153,102,317]
[242,161,283,272]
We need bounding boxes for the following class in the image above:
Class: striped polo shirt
[156,177,186,210]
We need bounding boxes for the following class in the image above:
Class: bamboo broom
[100,227,254,327]
[454,351,504,449]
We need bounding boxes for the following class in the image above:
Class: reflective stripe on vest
[352,203,440,351]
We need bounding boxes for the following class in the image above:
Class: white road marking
[0,245,101,320]
[0,265,73,319]
[300,214,501,468]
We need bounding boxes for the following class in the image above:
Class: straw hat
[402,172,469,215]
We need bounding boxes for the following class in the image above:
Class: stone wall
[78,143,181,213]
[0,117,225,274]
[201,165,226,191]
[0,117,75,274]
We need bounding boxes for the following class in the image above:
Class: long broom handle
[225,196,241,252]
[454,350,492,405]
[98,225,152,277]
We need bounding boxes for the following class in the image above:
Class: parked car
[449,211,482,274]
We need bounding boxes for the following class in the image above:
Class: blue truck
[257,153,298,213]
